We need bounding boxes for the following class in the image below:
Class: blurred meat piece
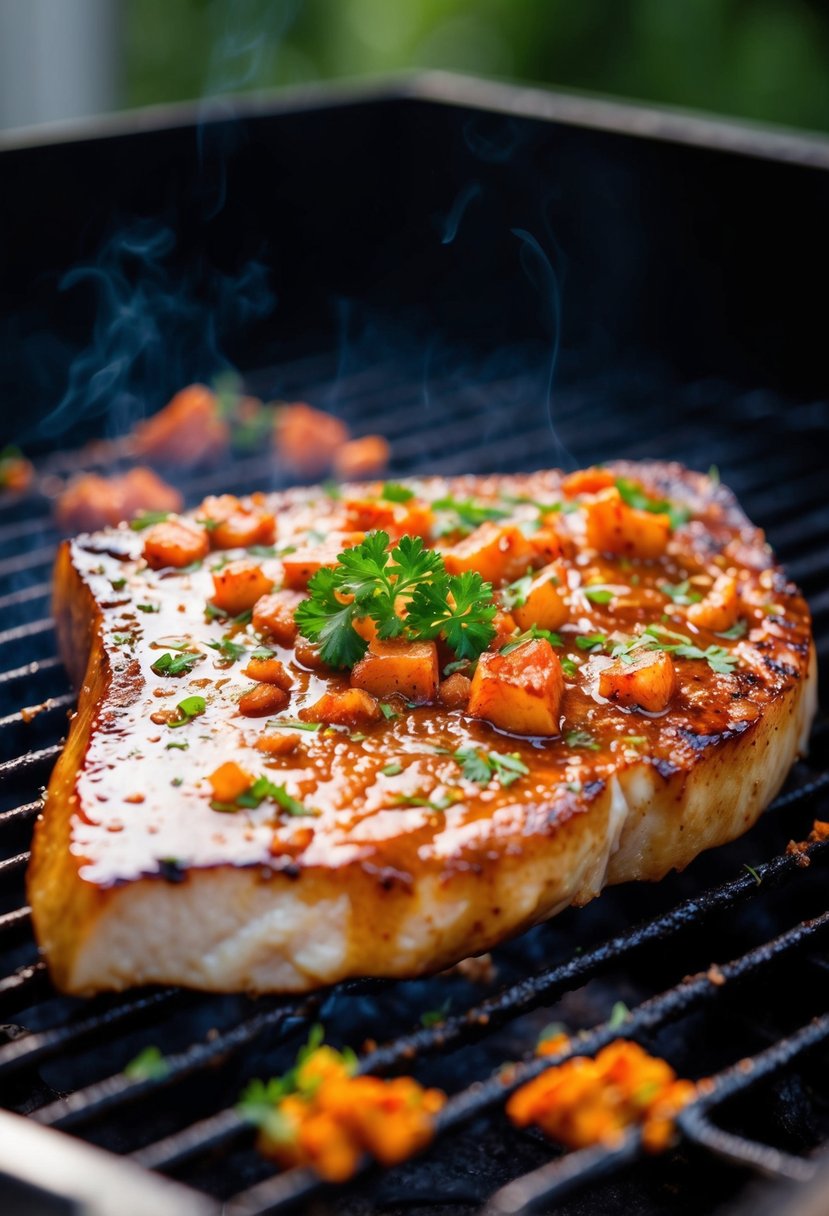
[333,435,391,481]
[275,402,350,477]
[133,385,229,466]
[0,446,34,494]
[55,468,182,533]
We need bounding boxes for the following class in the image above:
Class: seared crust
[28,463,817,994]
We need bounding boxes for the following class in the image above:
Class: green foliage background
[125,0,829,133]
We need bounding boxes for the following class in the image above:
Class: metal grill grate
[1,358,828,1216]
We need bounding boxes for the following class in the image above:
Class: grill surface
[1,351,828,1215]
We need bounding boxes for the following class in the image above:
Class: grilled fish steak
[28,463,816,994]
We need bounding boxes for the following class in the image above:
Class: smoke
[42,219,274,442]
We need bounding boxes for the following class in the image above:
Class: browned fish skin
[28,462,816,995]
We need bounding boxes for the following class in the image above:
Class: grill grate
[1,357,828,1215]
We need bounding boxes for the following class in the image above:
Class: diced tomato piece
[351,640,439,704]
[134,384,229,466]
[561,467,615,497]
[333,435,391,480]
[143,519,210,569]
[302,688,382,727]
[208,761,253,802]
[585,488,670,559]
[511,566,568,632]
[252,590,303,646]
[687,575,739,632]
[198,493,276,549]
[254,732,301,756]
[275,403,350,477]
[242,656,293,688]
[442,522,534,586]
[598,649,676,711]
[438,672,472,710]
[211,561,274,615]
[238,683,290,716]
[468,638,564,736]
[282,533,365,591]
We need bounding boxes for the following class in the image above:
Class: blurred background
[1,0,828,134]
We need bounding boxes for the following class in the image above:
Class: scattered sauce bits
[507,1039,695,1154]
[241,1030,445,1182]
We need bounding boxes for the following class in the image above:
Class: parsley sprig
[295,531,497,669]
[211,775,317,816]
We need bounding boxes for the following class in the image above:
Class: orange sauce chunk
[468,638,564,736]
[211,560,274,616]
[442,522,534,586]
[197,493,276,549]
[598,649,676,712]
[511,566,568,632]
[687,574,739,632]
[282,533,365,591]
[143,518,210,570]
[302,688,382,727]
[275,402,350,477]
[333,435,391,480]
[351,640,439,704]
[252,590,303,645]
[208,761,253,803]
[585,487,671,559]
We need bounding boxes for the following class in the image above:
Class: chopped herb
[454,748,529,788]
[583,586,615,605]
[171,776,184,787]
[136,602,161,614]
[295,531,497,668]
[443,658,472,678]
[379,702,398,720]
[716,619,748,640]
[266,718,321,732]
[641,624,739,674]
[501,571,534,610]
[110,576,127,591]
[500,626,562,655]
[560,656,579,679]
[168,695,206,728]
[615,478,690,531]
[198,517,220,532]
[708,464,720,486]
[659,579,702,606]
[607,1001,630,1030]
[178,559,204,574]
[112,632,135,647]
[205,602,253,626]
[247,544,276,558]
[212,775,317,817]
[129,510,170,531]
[237,1026,357,1132]
[743,863,762,885]
[575,633,609,653]
[420,999,452,1028]
[620,735,647,747]
[250,645,277,660]
[322,480,342,500]
[500,493,564,515]
[151,651,202,677]
[381,762,403,776]
[565,729,600,751]
[165,740,189,751]
[124,1045,169,1081]
[207,637,248,664]
[395,792,457,812]
[381,481,414,503]
[431,495,511,534]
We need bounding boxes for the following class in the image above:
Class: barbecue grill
[1,73,828,1216]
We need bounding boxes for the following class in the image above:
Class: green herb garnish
[168,695,206,728]
[295,530,497,669]
[659,579,702,606]
[129,510,171,531]
[151,651,202,677]
[500,626,562,655]
[615,478,690,531]
[381,482,414,503]
[454,748,529,788]
[124,1045,169,1081]
[565,729,600,750]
